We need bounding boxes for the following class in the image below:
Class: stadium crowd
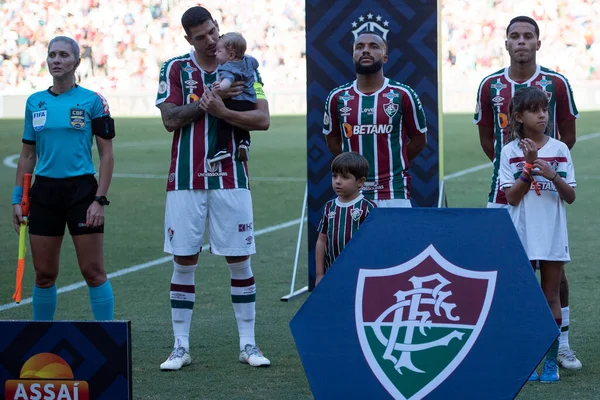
[0,0,598,94]
[0,0,305,93]
[442,0,600,84]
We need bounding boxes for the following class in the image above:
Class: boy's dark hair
[508,86,551,141]
[331,152,369,181]
[181,6,214,36]
[355,30,388,53]
[506,16,540,38]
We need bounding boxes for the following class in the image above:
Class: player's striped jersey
[317,194,377,270]
[499,138,575,261]
[22,85,111,179]
[474,65,578,204]
[323,78,427,201]
[156,51,264,191]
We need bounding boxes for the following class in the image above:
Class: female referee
[11,36,115,321]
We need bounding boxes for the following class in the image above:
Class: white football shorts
[372,199,412,208]
[164,189,256,256]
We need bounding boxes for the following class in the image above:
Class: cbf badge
[70,108,86,129]
[355,245,496,400]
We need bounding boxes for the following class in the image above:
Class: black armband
[91,116,115,139]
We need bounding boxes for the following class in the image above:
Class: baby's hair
[219,32,247,59]
[508,86,551,141]
[331,152,369,181]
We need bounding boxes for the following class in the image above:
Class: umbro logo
[340,106,352,116]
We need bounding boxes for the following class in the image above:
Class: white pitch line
[2,155,304,182]
[445,132,600,181]
[110,173,305,182]
[0,218,303,312]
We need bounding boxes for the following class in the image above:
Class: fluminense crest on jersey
[351,12,390,40]
[350,208,363,221]
[355,245,497,400]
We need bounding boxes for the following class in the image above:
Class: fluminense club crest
[350,208,363,221]
[351,12,390,40]
[384,102,399,118]
[355,245,497,400]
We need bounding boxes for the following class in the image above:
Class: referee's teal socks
[32,284,57,321]
[88,280,114,320]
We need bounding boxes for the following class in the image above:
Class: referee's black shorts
[28,174,104,236]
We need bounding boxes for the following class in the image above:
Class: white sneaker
[207,149,231,164]
[239,344,270,367]
[160,347,192,371]
[557,347,582,370]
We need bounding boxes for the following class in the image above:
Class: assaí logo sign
[355,245,497,400]
[5,353,89,400]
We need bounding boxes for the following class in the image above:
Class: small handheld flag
[13,173,32,303]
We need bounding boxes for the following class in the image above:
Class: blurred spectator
[1,0,598,95]
[442,0,600,85]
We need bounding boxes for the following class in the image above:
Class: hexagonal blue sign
[290,208,558,400]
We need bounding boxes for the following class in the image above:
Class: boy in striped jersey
[474,16,581,370]
[316,152,376,286]
[155,6,270,371]
[323,31,428,207]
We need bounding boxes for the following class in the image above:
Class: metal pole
[289,184,308,295]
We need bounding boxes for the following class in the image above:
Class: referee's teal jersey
[22,86,111,178]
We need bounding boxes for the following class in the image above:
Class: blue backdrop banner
[291,208,558,399]
[306,0,440,290]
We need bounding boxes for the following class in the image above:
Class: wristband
[524,162,534,169]
[12,186,23,205]
[551,172,558,181]
[518,175,531,184]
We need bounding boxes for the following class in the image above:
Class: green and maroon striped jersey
[474,65,578,204]
[156,51,263,191]
[317,194,377,270]
[323,78,427,201]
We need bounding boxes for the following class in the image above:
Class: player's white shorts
[164,189,256,257]
[486,202,510,209]
[373,199,412,208]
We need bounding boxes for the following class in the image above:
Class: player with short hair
[315,152,376,286]
[474,15,581,370]
[500,86,576,382]
[155,6,270,371]
[323,31,428,208]
[12,36,116,321]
